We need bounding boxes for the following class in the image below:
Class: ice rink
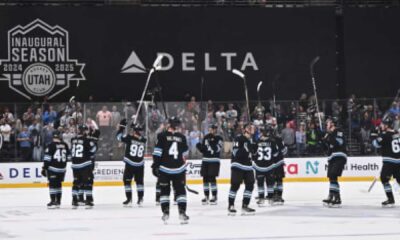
[1,182,400,240]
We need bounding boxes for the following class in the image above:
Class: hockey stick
[232,69,251,121]
[132,55,164,125]
[310,56,323,131]
[271,74,280,118]
[256,81,263,107]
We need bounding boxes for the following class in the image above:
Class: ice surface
[1,182,400,240]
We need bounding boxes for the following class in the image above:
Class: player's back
[156,131,188,173]
[44,141,70,171]
[380,131,400,161]
[71,136,94,168]
[253,137,278,168]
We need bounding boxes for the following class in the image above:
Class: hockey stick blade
[257,81,263,93]
[186,186,199,195]
[232,69,245,79]
[152,55,164,70]
[310,56,320,68]
[69,96,75,104]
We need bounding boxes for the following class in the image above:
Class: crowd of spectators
[1,93,399,162]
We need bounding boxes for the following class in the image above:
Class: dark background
[0,7,398,102]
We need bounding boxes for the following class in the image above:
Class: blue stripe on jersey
[71,161,93,169]
[383,157,400,164]
[252,163,275,173]
[48,166,66,173]
[372,139,381,148]
[123,157,145,167]
[328,152,347,161]
[159,164,187,175]
[231,162,253,171]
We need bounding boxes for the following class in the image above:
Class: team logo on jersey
[0,19,85,100]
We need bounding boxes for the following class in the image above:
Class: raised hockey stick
[256,81,263,107]
[310,56,323,131]
[132,55,164,125]
[232,69,251,121]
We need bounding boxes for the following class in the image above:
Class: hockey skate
[322,194,333,207]
[122,199,132,207]
[201,197,209,205]
[241,205,256,215]
[228,205,237,216]
[271,195,285,206]
[256,198,265,207]
[85,200,94,209]
[209,196,218,205]
[179,211,189,225]
[47,201,57,209]
[72,199,79,209]
[137,198,144,207]
[382,198,395,208]
[162,211,170,225]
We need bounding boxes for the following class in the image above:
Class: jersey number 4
[169,142,179,159]
[257,147,272,161]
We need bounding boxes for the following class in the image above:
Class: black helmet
[209,124,218,129]
[261,124,274,137]
[382,116,394,128]
[168,116,181,129]
[131,123,143,132]
[78,125,88,134]
[52,130,61,139]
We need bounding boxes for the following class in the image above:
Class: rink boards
[0,156,381,188]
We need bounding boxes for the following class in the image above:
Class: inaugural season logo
[0,19,85,100]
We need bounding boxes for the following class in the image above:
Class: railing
[0,0,398,7]
[1,97,398,162]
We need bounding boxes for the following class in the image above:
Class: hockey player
[228,123,256,215]
[322,117,347,207]
[71,125,97,209]
[152,117,189,224]
[42,131,71,209]
[271,128,287,205]
[253,125,280,206]
[117,119,147,207]
[196,124,223,205]
[372,117,400,207]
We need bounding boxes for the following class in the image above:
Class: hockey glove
[41,168,47,177]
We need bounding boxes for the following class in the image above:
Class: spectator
[295,122,307,156]
[222,120,235,156]
[17,126,32,161]
[299,93,308,110]
[42,124,55,147]
[42,105,57,125]
[189,125,201,158]
[3,107,15,123]
[389,101,400,116]
[22,107,34,126]
[281,122,296,156]
[34,108,42,122]
[215,104,226,122]
[226,103,238,124]
[306,122,319,155]
[0,119,12,159]
[111,105,121,129]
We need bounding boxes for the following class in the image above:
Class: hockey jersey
[43,140,71,173]
[70,136,97,169]
[152,130,189,174]
[231,134,254,171]
[117,132,147,167]
[196,133,223,163]
[373,130,400,164]
[252,136,279,172]
[323,128,347,161]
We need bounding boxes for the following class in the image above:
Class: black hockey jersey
[231,134,253,171]
[153,130,189,174]
[43,140,71,173]
[373,130,400,164]
[196,133,223,162]
[273,135,287,165]
[252,137,279,172]
[323,128,347,161]
[117,132,147,167]
[71,136,97,169]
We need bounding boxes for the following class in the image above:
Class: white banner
[0,156,383,187]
